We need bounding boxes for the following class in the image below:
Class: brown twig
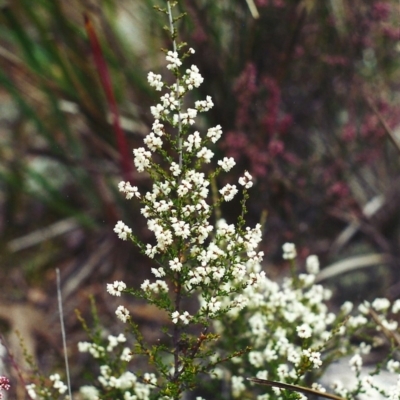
[248,377,346,400]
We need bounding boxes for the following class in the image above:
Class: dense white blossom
[282,242,297,260]
[238,171,253,189]
[372,297,391,312]
[184,131,201,151]
[219,184,238,201]
[118,181,141,199]
[349,354,363,372]
[195,96,213,112]
[218,157,235,172]
[197,147,214,163]
[206,125,223,143]
[166,51,182,70]
[147,72,163,91]
[114,221,132,240]
[50,374,67,394]
[107,280,127,296]
[144,132,163,151]
[133,147,152,172]
[184,65,204,88]
[306,254,320,274]
[80,385,100,400]
[115,306,130,323]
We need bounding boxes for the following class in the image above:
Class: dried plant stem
[56,269,73,400]
[248,377,346,400]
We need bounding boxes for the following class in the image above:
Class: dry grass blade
[315,253,392,283]
[245,0,259,19]
[248,377,346,400]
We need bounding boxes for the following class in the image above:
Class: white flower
[184,131,201,151]
[195,96,214,112]
[238,171,253,189]
[358,342,371,354]
[206,125,223,143]
[147,72,164,91]
[170,162,181,176]
[144,132,163,151]
[115,305,130,323]
[141,279,150,291]
[133,147,152,172]
[50,374,67,394]
[349,354,363,372]
[145,243,158,258]
[185,65,204,89]
[249,351,264,368]
[26,384,37,399]
[171,311,180,324]
[107,333,126,352]
[181,108,197,125]
[306,255,320,274]
[382,319,398,330]
[348,314,368,328]
[150,103,166,119]
[151,267,166,278]
[120,347,132,362]
[118,181,141,199]
[208,297,222,314]
[340,301,353,315]
[197,147,214,163]
[152,119,164,136]
[392,299,400,314]
[282,242,297,260]
[169,258,183,272]
[160,92,179,110]
[372,297,391,312]
[218,157,236,172]
[79,385,100,400]
[387,359,400,373]
[107,280,127,296]
[149,280,169,293]
[303,349,322,368]
[219,184,238,201]
[179,311,191,324]
[171,219,191,238]
[166,51,182,70]
[114,220,132,240]
[231,376,246,398]
[296,323,312,338]
[177,179,193,197]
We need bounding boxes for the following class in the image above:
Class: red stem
[84,14,133,183]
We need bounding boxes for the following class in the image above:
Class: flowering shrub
[23,2,400,400]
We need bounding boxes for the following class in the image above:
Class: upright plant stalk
[167,1,183,169]
[56,269,73,400]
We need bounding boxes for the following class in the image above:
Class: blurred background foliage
[1,0,400,396]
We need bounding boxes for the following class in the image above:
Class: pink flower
[0,376,10,399]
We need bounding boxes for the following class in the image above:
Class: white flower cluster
[77,335,153,399]
[212,243,400,399]
[78,341,106,359]
[92,366,157,399]
[49,374,67,395]
[107,280,126,296]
